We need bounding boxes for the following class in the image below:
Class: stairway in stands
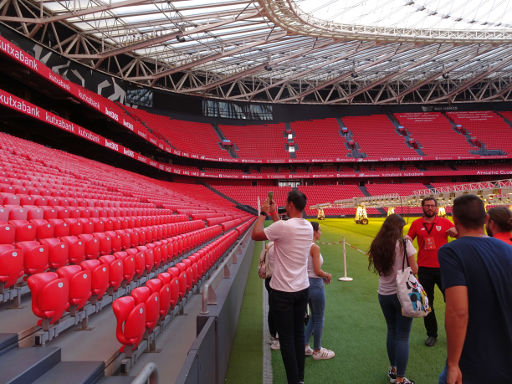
[386,114,425,156]
[0,333,132,384]
[359,185,387,215]
[336,118,367,158]
[212,124,238,158]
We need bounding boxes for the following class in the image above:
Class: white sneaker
[269,336,277,345]
[305,345,314,356]
[312,347,335,360]
[270,339,280,350]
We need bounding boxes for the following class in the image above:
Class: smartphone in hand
[268,191,273,205]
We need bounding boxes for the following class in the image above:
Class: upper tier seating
[394,112,474,157]
[125,107,230,159]
[290,119,349,160]
[218,123,289,160]
[446,111,512,153]
[341,115,418,158]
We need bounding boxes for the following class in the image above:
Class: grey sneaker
[270,339,280,350]
[388,367,397,383]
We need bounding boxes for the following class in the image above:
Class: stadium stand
[446,111,512,153]
[218,123,290,160]
[394,112,475,157]
[341,115,419,159]
[290,118,349,160]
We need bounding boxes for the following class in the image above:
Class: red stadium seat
[48,219,70,237]
[94,232,112,255]
[9,220,36,242]
[0,206,8,222]
[99,255,124,291]
[0,244,24,289]
[8,206,28,220]
[79,233,100,260]
[146,278,171,319]
[147,243,162,268]
[1,193,20,205]
[40,238,69,269]
[57,265,91,311]
[131,286,160,333]
[31,219,54,240]
[25,206,44,220]
[42,207,58,220]
[114,251,135,282]
[27,272,69,326]
[178,271,187,299]
[109,231,122,253]
[78,218,94,234]
[61,236,85,264]
[64,218,83,236]
[80,260,109,300]
[17,241,49,275]
[112,296,146,353]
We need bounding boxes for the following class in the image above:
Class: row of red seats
[25,225,229,330]
[0,221,215,289]
[113,228,241,353]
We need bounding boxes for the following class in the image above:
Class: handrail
[130,362,159,384]
[201,227,252,315]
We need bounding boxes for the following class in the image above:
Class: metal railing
[130,362,159,384]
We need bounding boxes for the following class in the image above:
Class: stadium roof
[1,0,512,104]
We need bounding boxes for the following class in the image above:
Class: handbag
[258,242,273,279]
[396,239,431,318]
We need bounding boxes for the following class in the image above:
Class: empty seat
[114,251,135,283]
[17,241,49,275]
[61,236,85,264]
[99,255,124,291]
[31,219,54,240]
[146,278,171,319]
[57,265,91,311]
[27,272,69,326]
[131,286,160,333]
[80,259,109,300]
[78,233,100,259]
[48,219,70,237]
[10,220,37,242]
[64,218,83,236]
[0,244,24,289]
[112,296,146,353]
[94,232,112,255]
[40,237,69,269]
[25,206,44,220]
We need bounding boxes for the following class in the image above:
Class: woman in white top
[304,222,335,360]
[368,214,418,384]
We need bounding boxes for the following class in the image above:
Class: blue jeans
[304,277,325,350]
[378,293,413,378]
[439,363,448,384]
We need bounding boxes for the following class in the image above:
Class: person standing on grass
[486,206,512,245]
[407,197,457,347]
[369,214,418,384]
[304,222,334,360]
[438,195,512,384]
[252,189,313,384]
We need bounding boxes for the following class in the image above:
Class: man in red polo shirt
[407,197,457,347]
[486,206,512,246]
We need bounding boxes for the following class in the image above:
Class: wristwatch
[260,211,267,216]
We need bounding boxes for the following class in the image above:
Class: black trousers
[269,287,309,384]
[265,277,277,338]
[418,267,444,338]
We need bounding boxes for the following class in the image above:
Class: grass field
[226,217,448,384]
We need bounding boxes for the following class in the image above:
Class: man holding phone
[252,189,313,384]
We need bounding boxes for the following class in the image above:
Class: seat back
[18,241,49,275]
[39,238,69,269]
[112,296,146,351]
[27,272,69,324]
[80,260,109,300]
[57,265,91,310]
[0,244,24,288]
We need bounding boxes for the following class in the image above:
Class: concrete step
[0,346,60,384]
[31,361,104,384]
[0,333,18,356]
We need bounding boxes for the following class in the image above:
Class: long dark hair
[368,214,406,276]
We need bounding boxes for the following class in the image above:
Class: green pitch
[226,217,448,383]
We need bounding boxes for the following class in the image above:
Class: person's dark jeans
[265,277,277,338]
[418,266,443,338]
[378,293,413,378]
[269,287,309,384]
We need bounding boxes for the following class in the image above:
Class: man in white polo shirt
[252,189,313,384]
